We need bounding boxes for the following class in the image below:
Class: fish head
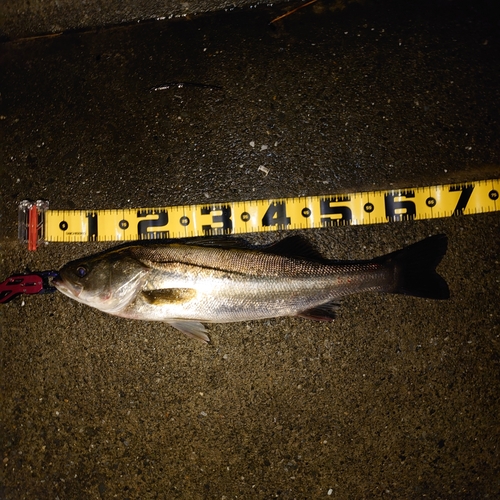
[53,249,148,313]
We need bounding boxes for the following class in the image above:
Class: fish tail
[375,234,450,299]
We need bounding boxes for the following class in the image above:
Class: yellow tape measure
[19,178,499,250]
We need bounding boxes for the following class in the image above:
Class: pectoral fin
[142,288,196,305]
[168,320,211,343]
[140,289,209,342]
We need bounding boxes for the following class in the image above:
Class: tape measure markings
[19,178,500,248]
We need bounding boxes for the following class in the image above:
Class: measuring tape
[19,178,499,250]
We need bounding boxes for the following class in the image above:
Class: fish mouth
[52,276,83,298]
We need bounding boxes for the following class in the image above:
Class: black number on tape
[450,184,474,215]
[320,197,352,226]
[86,213,98,241]
[201,205,233,235]
[385,191,416,221]
[262,201,291,229]
[137,209,169,239]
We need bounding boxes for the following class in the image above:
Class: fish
[53,234,449,343]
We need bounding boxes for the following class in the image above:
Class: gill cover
[56,249,148,313]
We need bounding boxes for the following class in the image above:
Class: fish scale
[53,234,449,343]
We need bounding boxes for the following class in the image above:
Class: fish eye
[76,266,88,278]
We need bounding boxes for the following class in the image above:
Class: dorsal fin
[183,237,253,249]
[262,235,325,261]
[136,235,326,261]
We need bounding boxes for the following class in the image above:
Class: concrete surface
[0,0,284,40]
[1,0,499,498]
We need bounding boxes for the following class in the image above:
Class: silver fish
[53,235,449,342]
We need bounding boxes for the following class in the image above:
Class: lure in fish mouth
[53,234,449,343]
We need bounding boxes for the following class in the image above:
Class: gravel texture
[1,1,499,498]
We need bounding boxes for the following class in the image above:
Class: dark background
[1,1,499,497]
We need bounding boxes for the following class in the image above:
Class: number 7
[449,185,474,215]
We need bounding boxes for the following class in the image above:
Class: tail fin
[375,234,450,300]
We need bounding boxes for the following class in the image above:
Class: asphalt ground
[1,1,499,498]
[0,0,275,40]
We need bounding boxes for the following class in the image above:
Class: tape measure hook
[18,200,49,251]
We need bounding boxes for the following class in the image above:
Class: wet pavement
[1,1,499,498]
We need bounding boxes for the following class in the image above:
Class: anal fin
[297,300,341,321]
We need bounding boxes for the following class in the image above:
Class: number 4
[262,201,291,229]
